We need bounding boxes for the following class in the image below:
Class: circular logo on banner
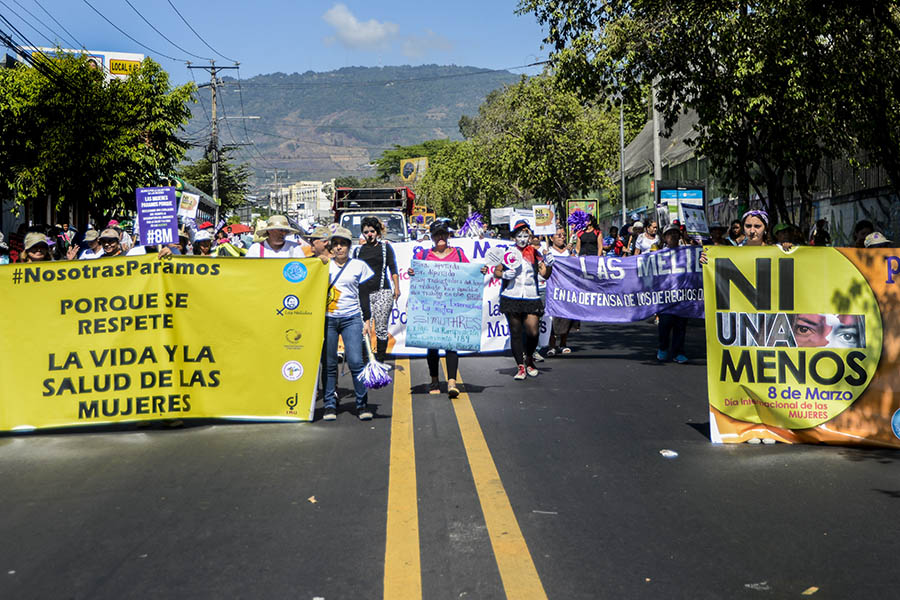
[709,247,883,429]
[283,294,300,311]
[281,361,304,381]
[892,409,900,440]
[502,251,521,268]
[283,262,308,283]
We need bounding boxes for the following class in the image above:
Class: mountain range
[184,65,522,184]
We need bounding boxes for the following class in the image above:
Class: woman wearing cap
[193,230,215,256]
[354,217,400,363]
[407,219,487,397]
[97,229,124,258]
[323,227,376,421]
[20,233,53,263]
[246,215,308,258]
[491,219,553,380]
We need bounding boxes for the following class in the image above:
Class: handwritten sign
[406,259,484,351]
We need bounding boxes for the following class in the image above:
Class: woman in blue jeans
[323,227,375,421]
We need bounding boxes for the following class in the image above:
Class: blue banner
[546,246,705,322]
[406,260,484,351]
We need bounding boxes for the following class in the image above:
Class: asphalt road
[1,321,898,599]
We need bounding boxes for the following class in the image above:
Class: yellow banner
[0,255,327,431]
[704,246,900,447]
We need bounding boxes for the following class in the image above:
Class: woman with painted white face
[492,219,553,380]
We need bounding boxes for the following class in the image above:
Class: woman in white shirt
[545,226,576,356]
[322,227,375,422]
[491,219,553,380]
[633,221,660,255]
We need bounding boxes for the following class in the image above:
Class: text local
[60,293,189,335]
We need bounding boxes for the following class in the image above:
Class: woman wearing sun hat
[19,232,54,263]
[245,215,309,258]
[322,226,376,422]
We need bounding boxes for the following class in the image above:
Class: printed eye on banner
[707,247,883,431]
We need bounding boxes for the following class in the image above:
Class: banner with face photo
[704,246,900,447]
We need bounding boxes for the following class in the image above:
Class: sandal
[560,347,572,354]
[428,381,441,395]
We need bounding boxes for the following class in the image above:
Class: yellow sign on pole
[400,157,428,183]
[0,255,327,431]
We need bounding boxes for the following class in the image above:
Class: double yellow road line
[384,358,548,599]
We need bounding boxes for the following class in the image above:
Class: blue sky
[2,1,549,83]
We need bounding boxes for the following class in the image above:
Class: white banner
[384,240,552,355]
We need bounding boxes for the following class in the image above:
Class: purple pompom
[458,212,484,238]
[567,209,590,232]
[359,360,392,389]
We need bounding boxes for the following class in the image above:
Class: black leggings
[506,313,540,365]
[426,349,458,380]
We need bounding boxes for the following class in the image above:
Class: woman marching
[322,227,376,422]
[407,219,487,398]
[353,217,400,363]
[544,226,576,356]
[575,214,602,257]
[492,219,553,380]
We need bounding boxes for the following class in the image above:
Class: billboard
[17,47,144,81]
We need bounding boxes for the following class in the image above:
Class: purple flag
[546,246,704,322]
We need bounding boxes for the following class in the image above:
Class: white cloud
[322,3,399,50]
[402,30,454,59]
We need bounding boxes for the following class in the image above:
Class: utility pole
[651,80,663,184]
[619,100,627,228]
[266,169,280,215]
[189,62,239,224]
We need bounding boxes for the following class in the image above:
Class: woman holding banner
[492,219,553,380]
[545,226,576,356]
[407,219,487,398]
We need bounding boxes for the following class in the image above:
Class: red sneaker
[513,365,527,380]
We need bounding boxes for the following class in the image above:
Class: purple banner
[546,246,704,322]
[136,187,179,246]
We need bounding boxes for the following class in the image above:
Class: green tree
[421,73,619,219]
[518,0,900,233]
[333,176,361,188]
[0,53,194,218]
[372,139,456,181]
[177,146,252,214]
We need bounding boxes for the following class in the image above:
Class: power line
[0,13,79,91]
[166,0,235,63]
[0,0,59,46]
[9,0,69,46]
[32,0,85,49]
[235,67,252,146]
[123,0,213,61]
[81,0,187,63]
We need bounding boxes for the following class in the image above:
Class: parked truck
[332,186,416,243]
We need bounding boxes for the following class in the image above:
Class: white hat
[194,230,213,242]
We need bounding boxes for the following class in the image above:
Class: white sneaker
[513,365,527,380]
[532,350,544,363]
[526,365,539,377]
